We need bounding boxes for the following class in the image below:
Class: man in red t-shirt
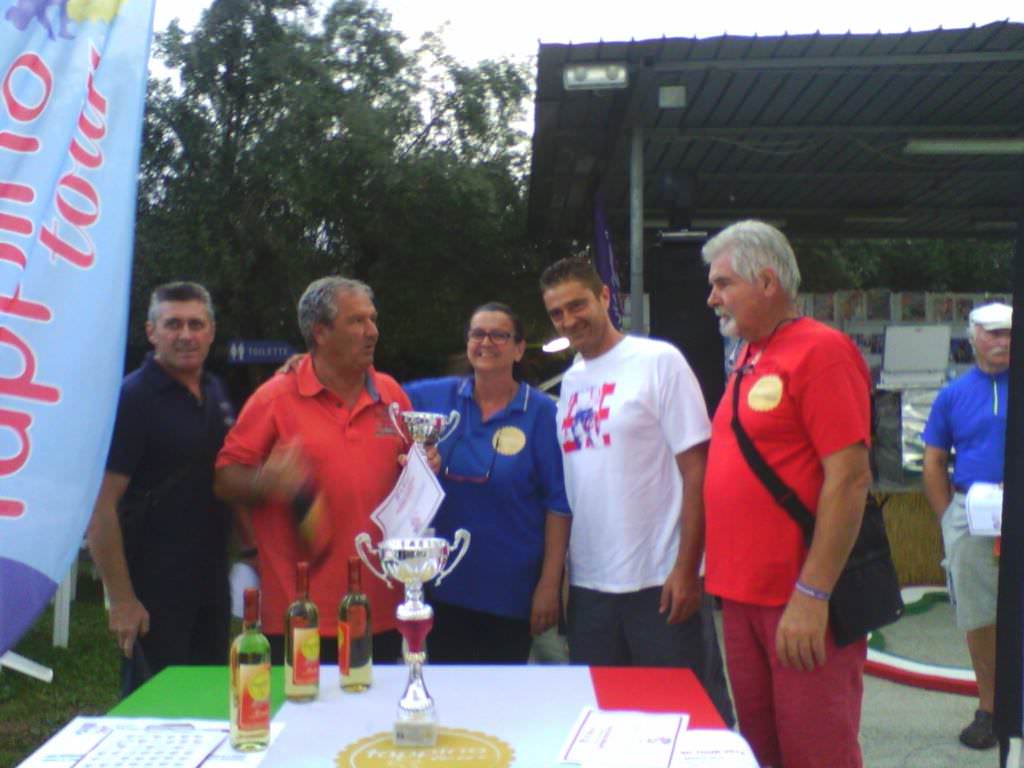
[703,221,872,768]
[215,276,422,665]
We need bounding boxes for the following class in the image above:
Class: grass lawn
[0,572,120,766]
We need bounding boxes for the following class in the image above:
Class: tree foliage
[796,238,1013,294]
[133,0,536,379]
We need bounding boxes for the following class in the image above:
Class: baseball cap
[969,302,1012,331]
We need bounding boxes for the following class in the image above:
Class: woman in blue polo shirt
[405,302,571,663]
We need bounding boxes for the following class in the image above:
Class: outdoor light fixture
[563,62,629,91]
[658,229,708,244]
[904,138,1024,156]
[542,337,571,354]
[658,85,687,109]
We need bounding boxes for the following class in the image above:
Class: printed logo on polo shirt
[560,383,615,453]
[747,374,784,412]
[374,405,402,438]
[493,426,526,456]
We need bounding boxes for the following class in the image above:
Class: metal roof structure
[528,22,1024,243]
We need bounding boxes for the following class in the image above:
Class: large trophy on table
[355,532,470,746]
[354,402,469,746]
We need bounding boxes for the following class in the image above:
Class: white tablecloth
[267,665,598,767]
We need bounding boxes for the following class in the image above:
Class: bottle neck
[347,560,362,593]
[242,589,260,628]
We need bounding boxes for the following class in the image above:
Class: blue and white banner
[0,0,155,655]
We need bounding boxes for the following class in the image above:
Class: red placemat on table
[589,666,725,729]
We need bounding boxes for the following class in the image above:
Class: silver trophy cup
[388,401,460,447]
[354,530,471,746]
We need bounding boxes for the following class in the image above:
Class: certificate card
[966,482,1003,536]
[74,728,224,768]
[18,717,283,767]
[370,445,444,539]
[672,730,758,767]
[560,707,688,768]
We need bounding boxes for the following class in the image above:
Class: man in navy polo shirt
[87,282,236,695]
[923,301,1011,750]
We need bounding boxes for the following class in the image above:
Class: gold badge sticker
[493,427,526,456]
[337,729,515,768]
[747,374,784,412]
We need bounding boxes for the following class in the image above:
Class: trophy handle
[388,401,411,446]
[437,410,461,444]
[354,532,391,587]
[434,528,470,586]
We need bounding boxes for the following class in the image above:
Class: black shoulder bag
[729,360,904,646]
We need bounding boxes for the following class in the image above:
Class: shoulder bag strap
[729,362,815,547]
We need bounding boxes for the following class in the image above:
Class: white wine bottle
[338,556,372,692]
[284,561,319,702]
[230,588,271,751]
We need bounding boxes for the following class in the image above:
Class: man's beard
[717,314,739,339]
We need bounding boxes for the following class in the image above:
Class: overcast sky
[153,0,1023,67]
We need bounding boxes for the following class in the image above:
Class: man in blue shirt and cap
[923,301,1011,750]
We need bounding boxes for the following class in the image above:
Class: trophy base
[394,656,436,746]
[394,717,438,747]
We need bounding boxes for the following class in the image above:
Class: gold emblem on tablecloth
[747,374,784,412]
[336,729,514,767]
[493,427,526,456]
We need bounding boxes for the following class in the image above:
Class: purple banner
[593,190,623,329]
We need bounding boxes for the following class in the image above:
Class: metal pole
[995,157,1024,761]
[630,125,644,335]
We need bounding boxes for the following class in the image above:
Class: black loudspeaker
[647,241,726,416]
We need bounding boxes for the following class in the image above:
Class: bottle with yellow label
[338,556,372,692]
[284,561,320,701]
[230,588,271,751]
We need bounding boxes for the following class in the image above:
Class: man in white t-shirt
[540,257,732,722]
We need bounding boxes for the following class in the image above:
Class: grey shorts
[941,493,999,631]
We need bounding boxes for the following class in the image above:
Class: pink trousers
[721,599,867,768]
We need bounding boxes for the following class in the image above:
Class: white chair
[0,651,53,682]
[51,555,78,648]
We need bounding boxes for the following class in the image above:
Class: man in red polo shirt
[702,221,872,768]
[215,276,413,664]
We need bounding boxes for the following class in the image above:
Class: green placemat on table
[109,666,286,719]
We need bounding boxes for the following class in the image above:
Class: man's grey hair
[297,276,374,349]
[147,281,215,323]
[702,220,802,300]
